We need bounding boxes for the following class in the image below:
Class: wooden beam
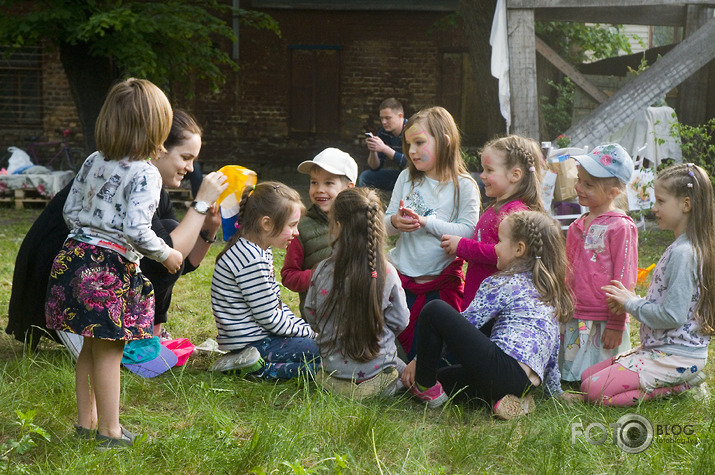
[535,36,609,104]
[563,16,715,147]
[509,0,715,8]
[507,8,539,138]
[678,5,713,125]
[534,6,686,26]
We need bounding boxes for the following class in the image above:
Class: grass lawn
[1,207,714,474]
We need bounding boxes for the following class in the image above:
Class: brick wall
[16,9,468,170]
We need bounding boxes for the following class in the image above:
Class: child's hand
[602,280,636,308]
[560,392,584,404]
[390,200,421,232]
[601,328,624,350]
[401,359,417,388]
[440,234,461,255]
[162,248,184,274]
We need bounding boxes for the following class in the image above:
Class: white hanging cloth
[490,0,511,133]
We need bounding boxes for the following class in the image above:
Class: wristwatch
[191,200,210,215]
[200,230,217,243]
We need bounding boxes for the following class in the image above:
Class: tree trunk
[459,0,505,144]
[58,42,118,152]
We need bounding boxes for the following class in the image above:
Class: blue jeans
[250,336,320,380]
[358,168,401,191]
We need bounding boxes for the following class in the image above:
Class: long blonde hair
[402,107,476,218]
[316,188,387,362]
[503,210,573,322]
[656,163,715,334]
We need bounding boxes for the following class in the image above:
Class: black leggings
[140,218,182,324]
[414,300,533,404]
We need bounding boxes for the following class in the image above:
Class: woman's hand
[193,171,228,204]
[401,359,417,388]
[203,203,221,237]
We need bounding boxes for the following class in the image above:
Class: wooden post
[507,8,539,139]
[678,5,713,125]
[564,17,715,148]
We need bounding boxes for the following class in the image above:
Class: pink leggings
[580,357,690,406]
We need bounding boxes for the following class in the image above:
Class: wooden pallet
[167,187,193,208]
[0,189,51,209]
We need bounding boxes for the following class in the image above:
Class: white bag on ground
[7,146,33,174]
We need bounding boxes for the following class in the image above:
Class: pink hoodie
[566,210,638,331]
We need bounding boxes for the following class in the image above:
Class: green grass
[1,208,714,474]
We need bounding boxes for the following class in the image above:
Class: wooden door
[290,46,341,135]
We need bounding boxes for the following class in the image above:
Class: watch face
[193,201,209,213]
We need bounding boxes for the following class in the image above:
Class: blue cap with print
[572,143,634,184]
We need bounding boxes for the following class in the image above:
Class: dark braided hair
[216,181,305,262]
[656,163,715,335]
[482,135,545,212]
[503,210,573,322]
[317,188,387,361]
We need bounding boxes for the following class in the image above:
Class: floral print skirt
[45,239,155,341]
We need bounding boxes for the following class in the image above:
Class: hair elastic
[535,256,542,259]
[687,183,694,188]
[371,270,377,278]
[529,166,536,172]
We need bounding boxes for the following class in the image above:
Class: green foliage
[536,22,632,64]
[540,78,575,139]
[671,118,715,185]
[536,22,632,137]
[461,147,481,172]
[2,209,715,473]
[1,410,50,472]
[0,0,280,94]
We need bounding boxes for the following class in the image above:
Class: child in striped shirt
[210,181,318,379]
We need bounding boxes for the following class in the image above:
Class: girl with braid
[583,164,714,406]
[442,135,545,309]
[211,181,319,380]
[402,211,573,419]
[385,107,480,359]
[305,188,409,398]
[559,144,637,382]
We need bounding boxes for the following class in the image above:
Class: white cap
[297,148,358,184]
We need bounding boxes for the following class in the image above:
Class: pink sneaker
[409,382,448,408]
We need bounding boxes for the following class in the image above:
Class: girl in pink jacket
[559,144,638,382]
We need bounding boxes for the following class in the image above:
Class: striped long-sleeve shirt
[211,237,315,351]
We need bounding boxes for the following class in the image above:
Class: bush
[671,118,715,184]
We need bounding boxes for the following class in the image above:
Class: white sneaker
[686,371,707,387]
[209,346,262,374]
[493,393,536,420]
[690,382,710,401]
